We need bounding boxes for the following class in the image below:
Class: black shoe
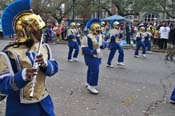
[170,57,173,61]
[165,56,169,60]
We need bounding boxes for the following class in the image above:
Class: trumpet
[29,34,44,98]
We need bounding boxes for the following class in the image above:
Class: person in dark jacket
[165,24,175,61]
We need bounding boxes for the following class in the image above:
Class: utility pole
[97,0,101,18]
[72,0,75,20]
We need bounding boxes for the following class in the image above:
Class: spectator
[159,23,170,49]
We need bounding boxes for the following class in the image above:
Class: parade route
[0,40,175,116]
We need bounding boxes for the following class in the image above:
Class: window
[143,13,159,22]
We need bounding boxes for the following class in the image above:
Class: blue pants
[5,95,55,116]
[87,63,100,86]
[76,37,81,46]
[134,41,146,55]
[126,33,131,44]
[6,102,55,116]
[68,45,79,60]
[144,40,151,51]
[170,88,175,101]
[107,44,124,65]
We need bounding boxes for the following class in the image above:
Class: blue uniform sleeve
[110,35,116,43]
[82,47,97,56]
[119,33,122,38]
[67,35,75,40]
[0,71,28,95]
[100,42,107,49]
[44,60,58,77]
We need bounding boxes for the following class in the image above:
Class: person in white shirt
[159,23,170,49]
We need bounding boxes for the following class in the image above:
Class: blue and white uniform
[0,43,58,116]
[0,0,58,115]
[107,28,124,66]
[82,33,105,86]
[134,31,146,57]
[67,27,79,61]
[144,31,152,52]
[81,18,106,94]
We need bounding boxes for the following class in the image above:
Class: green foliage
[0,0,13,10]
[111,0,175,18]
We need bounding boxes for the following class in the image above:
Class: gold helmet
[113,21,120,28]
[140,26,145,32]
[90,23,101,34]
[70,22,76,29]
[14,11,46,42]
[147,27,151,32]
[76,23,80,27]
[1,0,45,43]
[101,21,105,27]
[86,19,101,35]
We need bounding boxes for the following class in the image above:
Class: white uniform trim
[0,73,11,79]
[81,36,88,48]
[43,43,53,60]
[20,89,48,104]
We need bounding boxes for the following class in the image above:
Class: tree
[158,0,175,18]
[0,0,13,11]
[74,0,92,21]
[95,0,175,18]
[32,0,71,23]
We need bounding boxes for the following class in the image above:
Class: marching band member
[106,21,125,68]
[81,19,106,94]
[134,26,146,58]
[101,21,106,35]
[144,28,152,53]
[67,22,79,62]
[0,0,58,116]
[75,22,82,46]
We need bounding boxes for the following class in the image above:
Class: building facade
[90,0,175,23]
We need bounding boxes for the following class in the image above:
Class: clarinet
[29,34,44,98]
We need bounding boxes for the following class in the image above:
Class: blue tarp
[102,15,131,23]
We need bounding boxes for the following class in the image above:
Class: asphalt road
[0,40,175,116]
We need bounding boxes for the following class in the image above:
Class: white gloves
[22,68,38,81]
[96,48,101,54]
[77,34,80,37]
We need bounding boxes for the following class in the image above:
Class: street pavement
[0,39,175,116]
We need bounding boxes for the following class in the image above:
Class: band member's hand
[22,68,38,81]
[35,54,47,68]
[96,48,101,54]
